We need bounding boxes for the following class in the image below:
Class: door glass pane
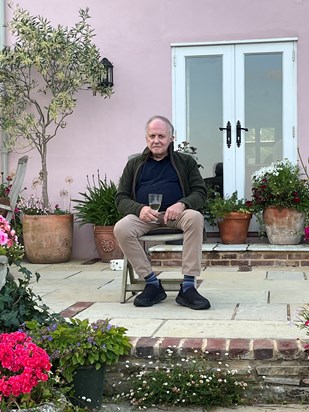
[186,56,223,189]
[244,52,283,199]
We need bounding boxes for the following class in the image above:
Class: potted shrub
[0,6,112,263]
[204,191,253,244]
[25,317,132,410]
[73,172,123,262]
[251,159,309,244]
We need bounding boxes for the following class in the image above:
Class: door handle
[236,120,248,147]
[219,121,232,148]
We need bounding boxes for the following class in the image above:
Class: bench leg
[120,256,137,303]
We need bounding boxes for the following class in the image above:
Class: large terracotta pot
[94,225,123,263]
[263,206,305,245]
[23,214,73,263]
[218,212,252,244]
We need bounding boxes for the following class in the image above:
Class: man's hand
[164,202,186,224]
[139,206,160,223]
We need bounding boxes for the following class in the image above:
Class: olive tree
[0,6,112,207]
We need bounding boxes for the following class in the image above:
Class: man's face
[146,119,174,158]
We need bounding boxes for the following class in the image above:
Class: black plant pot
[70,365,106,409]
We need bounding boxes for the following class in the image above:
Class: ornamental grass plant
[73,172,123,226]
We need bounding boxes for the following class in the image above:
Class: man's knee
[185,210,204,227]
[114,217,126,241]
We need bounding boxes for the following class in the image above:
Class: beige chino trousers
[114,210,204,279]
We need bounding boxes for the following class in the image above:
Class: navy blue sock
[182,275,195,292]
[145,272,159,288]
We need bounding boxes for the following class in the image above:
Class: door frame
[171,38,298,192]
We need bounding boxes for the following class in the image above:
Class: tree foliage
[0,6,112,207]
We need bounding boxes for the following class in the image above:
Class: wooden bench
[120,230,184,303]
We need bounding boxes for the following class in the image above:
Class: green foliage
[0,6,112,208]
[176,140,203,169]
[204,191,253,227]
[296,303,309,338]
[73,172,123,226]
[0,263,63,332]
[251,159,309,218]
[25,317,132,384]
[120,356,249,408]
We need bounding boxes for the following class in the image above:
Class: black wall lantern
[100,58,114,87]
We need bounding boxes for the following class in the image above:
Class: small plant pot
[218,212,252,244]
[70,365,106,410]
[94,225,123,262]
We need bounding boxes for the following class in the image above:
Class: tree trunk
[41,149,49,208]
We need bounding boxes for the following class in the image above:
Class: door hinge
[292,49,295,61]
[292,126,295,138]
[173,55,177,67]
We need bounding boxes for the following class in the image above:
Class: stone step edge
[129,337,309,361]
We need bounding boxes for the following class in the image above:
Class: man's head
[145,116,174,160]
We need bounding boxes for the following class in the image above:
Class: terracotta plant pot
[218,212,252,244]
[23,214,73,263]
[94,225,123,263]
[263,206,305,245]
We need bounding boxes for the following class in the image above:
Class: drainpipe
[0,0,9,181]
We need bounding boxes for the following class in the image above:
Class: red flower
[0,332,51,399]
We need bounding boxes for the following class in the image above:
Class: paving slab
[9,260,309,342]
[267,271,306,281]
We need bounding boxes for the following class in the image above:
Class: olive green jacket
[115,144,207,217]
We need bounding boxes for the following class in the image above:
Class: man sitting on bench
[114,115,210,310]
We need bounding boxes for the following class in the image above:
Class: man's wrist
[179,202,187,210]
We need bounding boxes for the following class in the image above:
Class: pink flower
[305,320,309,327]
[304,226,309,240]
[0,232,8,246]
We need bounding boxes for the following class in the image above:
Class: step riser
[150,250,309,267]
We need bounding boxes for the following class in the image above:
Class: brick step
[149,243,309,268]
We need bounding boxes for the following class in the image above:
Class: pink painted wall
[3,0,309,259]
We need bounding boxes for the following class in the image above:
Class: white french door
[172,40,297,202]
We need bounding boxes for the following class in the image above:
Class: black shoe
[176,285,211,310]
[134,280,167,307]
